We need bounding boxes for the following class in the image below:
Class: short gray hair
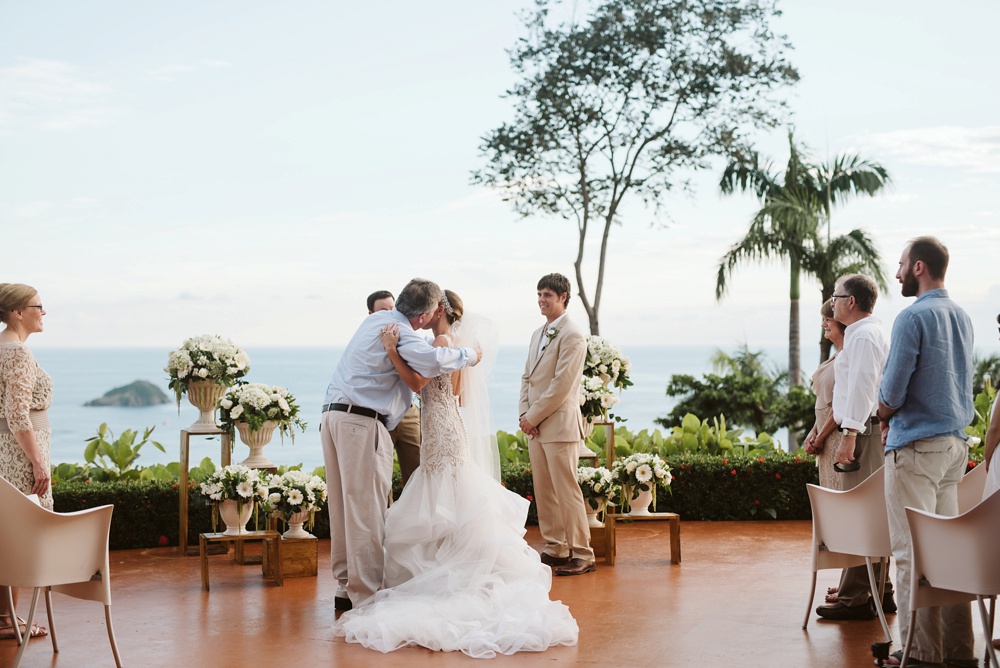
[395,278,442,318]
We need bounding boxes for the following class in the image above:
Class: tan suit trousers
[528,438,595,562]
[321,410,394,606]
[389,405,421,488]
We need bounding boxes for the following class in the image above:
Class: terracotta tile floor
[2,520,992,667]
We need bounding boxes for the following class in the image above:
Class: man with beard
[876,236,977,667]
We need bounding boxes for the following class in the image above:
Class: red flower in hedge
[775,473,781,480]
[753,499,760,505]
[525,494,534,502]
[730,469,737,476]
[158,535,168,546]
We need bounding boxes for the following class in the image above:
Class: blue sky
[2,0,998,371]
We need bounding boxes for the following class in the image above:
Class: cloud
[851,126,1000,174]
[143,59,232,82]
[0,57,122,132]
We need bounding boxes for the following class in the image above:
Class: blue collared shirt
[323,309,476,430]
[878,289,974,451]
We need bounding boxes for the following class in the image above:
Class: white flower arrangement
[577,466,620,511]
[611,452,672,502]
[266,470,328,528]
[579,335,632,423]
[218,382,307,442]
[199,464,269,505]
[165,334,250,405]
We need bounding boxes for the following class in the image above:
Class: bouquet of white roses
[218,382,307,442]
[165,334,250,405]
[265,470,328,528]
[579,335,632,423]
[611,452,672,500]
[199,464,269,506]
[576,466,620,511]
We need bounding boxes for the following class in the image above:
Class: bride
[335,289,578,658]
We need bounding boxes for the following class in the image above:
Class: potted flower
[165,334,250,432]
[611,452,672,516]
[199,464,269,535]
[218,382,307,468]
[265,470,328,538]
[577,466,619,527]
[579,336,632,425]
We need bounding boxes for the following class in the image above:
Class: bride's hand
[381,323,400,352]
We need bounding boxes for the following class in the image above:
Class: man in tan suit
[519,273,595,576]
[367,290,421,488]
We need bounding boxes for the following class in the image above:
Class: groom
[323,279,481,610]
[519,273,595,576]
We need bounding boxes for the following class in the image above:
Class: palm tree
[717,131,892,385]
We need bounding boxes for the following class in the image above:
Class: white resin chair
[804,467,893,645]
[900,488,1000,668]
[957,461,988,514]
[0,476,123,667]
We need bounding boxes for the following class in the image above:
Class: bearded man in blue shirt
[877,236,976,667]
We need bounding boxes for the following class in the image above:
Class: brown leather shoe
[539,552,570,567]
[554,558,596,576]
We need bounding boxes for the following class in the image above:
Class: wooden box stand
[589,522,607,558]
[263,535,318,579]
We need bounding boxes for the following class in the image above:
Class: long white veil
[453,313,501,481]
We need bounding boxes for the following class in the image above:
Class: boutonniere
[545,327,559,342]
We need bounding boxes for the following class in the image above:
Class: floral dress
[0,342,53,509]
[811,355,844,491]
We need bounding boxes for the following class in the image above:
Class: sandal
[0,616,48,640]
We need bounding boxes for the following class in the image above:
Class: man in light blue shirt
[322,278,481,610]
[877,236,975,667]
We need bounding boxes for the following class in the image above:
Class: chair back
[906,487,1000,609]
[957,462,987,514]
[807,467,891,572]
[0,475,114,603]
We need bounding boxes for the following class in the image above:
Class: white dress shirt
[832,315,890,432]
[537,313,568,358]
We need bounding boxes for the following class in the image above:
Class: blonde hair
[442,289,464,325]
[0,283,37,324]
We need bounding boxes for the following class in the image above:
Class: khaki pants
[528,438,594,562]
[389,405,421,488]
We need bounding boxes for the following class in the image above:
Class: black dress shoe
[816,601,876,620]
[334,596,353,611]
[554,558,597,576]
[539,552,570,567]
[881,591,897,615]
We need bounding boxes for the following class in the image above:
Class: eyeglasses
[831,294,851,301]
[23,305,43,311]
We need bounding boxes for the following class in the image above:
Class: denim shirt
[878,289,975,451]
[324,309,476,430]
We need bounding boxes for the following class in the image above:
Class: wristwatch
[841,428,859,437]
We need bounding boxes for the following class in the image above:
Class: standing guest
[367,290,421,488]
[814,274,894,620]
[804,298,848,490]
[323,278,480,611]
[519,273,594,576]
[877,236,976,667]
[0,283,51,640]
[982,313,1000,654]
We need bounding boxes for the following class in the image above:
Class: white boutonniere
[545,327,559,341]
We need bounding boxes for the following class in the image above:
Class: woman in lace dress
[336,290,578,659]
[803,298,848,491]
[0,283,52,640]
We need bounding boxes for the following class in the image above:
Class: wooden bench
[199,530,283,591]
[603,512,681,566]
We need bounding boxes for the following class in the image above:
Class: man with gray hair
[323,278,481,611]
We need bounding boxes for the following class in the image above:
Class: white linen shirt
[832,315,890,432]
[537,313,568,358]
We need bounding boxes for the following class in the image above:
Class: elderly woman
[0,283,52,640]
[803,298,848,490]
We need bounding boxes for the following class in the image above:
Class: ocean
[32,345,808,471]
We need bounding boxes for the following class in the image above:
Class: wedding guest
[519,273,594,576]
[0,283,51,640]
[804,298,848,490]
[367,290,421,487]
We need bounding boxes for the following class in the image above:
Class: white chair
[900,488,1000,668]
[957,461,988,514]
[0,476,123,667]
[804,467,893,645]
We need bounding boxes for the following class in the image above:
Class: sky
[2,0,999,375]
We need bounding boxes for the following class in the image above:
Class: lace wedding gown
[336,372,579,658]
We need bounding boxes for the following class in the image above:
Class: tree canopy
[474,0,798,334]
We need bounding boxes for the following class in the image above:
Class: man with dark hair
[519,273,594,576]
[365,290,421,487]
[877,237,976,666]
[323,278,481,610]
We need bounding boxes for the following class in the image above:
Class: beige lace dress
[0,342,53,509]
[811,354,844,491]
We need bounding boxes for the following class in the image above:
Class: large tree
[716,132,891,384]
[473,0,798,334]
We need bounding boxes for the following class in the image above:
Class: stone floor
[2,520,992,667]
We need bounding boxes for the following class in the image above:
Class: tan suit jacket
[519,316,587,443]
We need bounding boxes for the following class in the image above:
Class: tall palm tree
[717,132,892,386]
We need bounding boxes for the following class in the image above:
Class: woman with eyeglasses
[0,283,52,640]
[803,298,849,490]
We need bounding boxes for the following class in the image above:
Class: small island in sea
[85,380,171,407]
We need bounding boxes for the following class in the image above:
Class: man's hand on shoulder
[473,346,483,366]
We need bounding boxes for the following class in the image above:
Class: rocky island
[85,380,171,407]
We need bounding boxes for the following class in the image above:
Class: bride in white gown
[335,290,578,658]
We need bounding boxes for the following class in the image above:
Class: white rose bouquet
[165,334,250,406]
[579,335,632,423]
[577,466,620,511]
[611,452,672,501]
[218,382,307,442]
[265,470,328,529]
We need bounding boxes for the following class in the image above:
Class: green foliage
[973,354,1000,396]
[83,423,166,481]
[496,429,531,464]
[965,379,997,459]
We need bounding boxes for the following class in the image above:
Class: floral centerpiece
[579,335,632,424]
[199,464,269,534]
[218,382,307,442]
[577,466,619,511]
[611,452,672,515]
[165,334,250,407]
[265,470,328,537]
